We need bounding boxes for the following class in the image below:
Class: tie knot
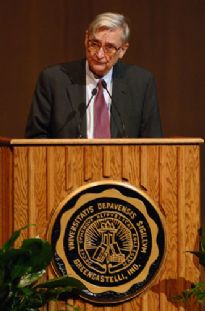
[97,79,103,90]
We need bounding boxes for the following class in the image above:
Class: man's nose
[96,47,106,58]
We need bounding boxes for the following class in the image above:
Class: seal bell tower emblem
[93,220,126,267]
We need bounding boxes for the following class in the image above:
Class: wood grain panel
[123,297,142,311]
[28,147,47,237]
[165,145,200,311]
[108,146,122,179]
[177,146,186,309]
[13,147,29,242]
[146,146,160,204]
[47,146,70,311]
[27,147,36,237]
[159,146,178,310]
[184,146,200,281]
[104,305,123,311]
[0,146,13,245]
[103,146,111,178]
[177,146,186,274]
[160,146,178,278]
[184,146,200,311]
[140,146,148,191]
[125,145,140,187]
[84,145,93,181]
[65,146,84,191]
[121,145,129,181]
[65,146,74,191]
[89,146,103,181]
[145,290,159,311]
[143,146,161,310]
[140,146,161,310]
[0,141,201,311]
[47,147,56,216]
[86,303,95,311]
[53,147,67,208]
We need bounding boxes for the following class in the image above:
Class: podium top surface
[0,137,204,146]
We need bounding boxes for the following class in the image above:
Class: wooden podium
[0,137,203,310]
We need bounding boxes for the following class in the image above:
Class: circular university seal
[48,181,166,304]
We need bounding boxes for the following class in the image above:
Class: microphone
[78,87,97,138]
[101,79,127,138]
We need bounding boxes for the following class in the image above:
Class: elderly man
[25,12,162,138]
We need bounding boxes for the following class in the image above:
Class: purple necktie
[94,80,111,138]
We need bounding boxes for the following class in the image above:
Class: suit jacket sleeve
[25,69,53,138]
[139,73,162,137]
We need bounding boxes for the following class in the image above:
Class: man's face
[85,27,129,77]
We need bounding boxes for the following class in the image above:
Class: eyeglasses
[87,39,122,57]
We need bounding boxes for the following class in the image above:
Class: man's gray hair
[88,12,130,43]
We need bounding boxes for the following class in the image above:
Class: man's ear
[119,42,129,59]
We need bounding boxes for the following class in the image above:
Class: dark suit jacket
[25,59,162,138]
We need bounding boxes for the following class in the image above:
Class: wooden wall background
[0,2,204,230]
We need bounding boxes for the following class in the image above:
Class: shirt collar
[86,61,113,86]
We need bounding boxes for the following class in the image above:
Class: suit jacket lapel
[111,62,128,138]
[60,59,87,137]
